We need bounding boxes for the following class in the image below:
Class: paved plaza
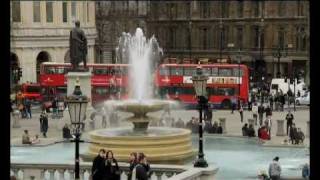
[11,106,310,148]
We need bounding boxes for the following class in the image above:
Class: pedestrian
[247,124,256,137]
[204,120,212,133]
[175,118,185,128]
[91,149,106,180]
[231,97,237,114]
[296,128,305,144]
[104,150,120,180]
[128,152,138,180]
[40,111,48,138]
[269,94,274,111]
[239,104,244,123]
[62,123,73,139]
[264,115,272,139]
[268,157,281,180]
[252,102,258,125]
[285,110,294,135]
[217,123,223,134]
[51,97,58,118]
[25,98,32,119]
[302,163,310,179]
[258,104,265,126]
[132,153,151,180]
[242,123,248,136]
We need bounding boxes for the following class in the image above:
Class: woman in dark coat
[104,150,120,180]
[135,153,151,180]
[91,149,106,180]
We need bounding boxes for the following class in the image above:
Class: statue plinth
[66,71,92,107]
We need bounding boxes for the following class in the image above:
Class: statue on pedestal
[69,20,88,71]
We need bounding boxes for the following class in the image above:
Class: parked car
[295,91,310,105]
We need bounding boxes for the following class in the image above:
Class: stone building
[96,1,309,84]
[10,1,97,84]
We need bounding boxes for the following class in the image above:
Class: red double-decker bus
[39,62,129,108]
[154,63,250,109]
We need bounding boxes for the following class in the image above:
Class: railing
[11,162,218,180]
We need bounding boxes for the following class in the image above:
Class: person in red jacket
[258,126,270,140]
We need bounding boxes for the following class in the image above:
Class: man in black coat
[40,112,48,138]
[91,149,106,180]
[258,104,265,126]
[285,110,294,135]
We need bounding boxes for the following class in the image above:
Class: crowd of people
[91,150,151,180]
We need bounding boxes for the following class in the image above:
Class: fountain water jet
[83,28,195,164]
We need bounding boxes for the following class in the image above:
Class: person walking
[25,98,32,119]
[40,111,48,138]
[91,149,106,180]
[268,157,281,180]
[258,104,265,126]
[285,110,294,135]
[252,102,258,125]
[239,104,244,123]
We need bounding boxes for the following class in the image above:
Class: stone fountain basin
[82,127,196,164]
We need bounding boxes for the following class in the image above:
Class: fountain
[82,28,196,164]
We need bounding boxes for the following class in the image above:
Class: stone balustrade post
[80,169,86,180]
[48,169,55,180]
[58,169,65,180]
[68,169,75,180]
[12,110,21,128]
[276,120,286,136]
[307,121,310,137]
[248,119,255,127]
[219,118,227,133]
[12,169,19,177]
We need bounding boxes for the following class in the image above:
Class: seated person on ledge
[22,130,31,144]
[31,134,40,144]
[258,126,270,140]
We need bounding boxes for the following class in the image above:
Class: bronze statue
[69,20,88,71]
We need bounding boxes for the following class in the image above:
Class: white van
[270,78,306,96]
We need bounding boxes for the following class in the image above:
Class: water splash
[116,28,162,100]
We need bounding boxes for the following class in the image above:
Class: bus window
[170,67,183,76]
[56,86,67,95]
[203,67,211,76]
[212,67,218,76]
[214,87,236,96]
[45,67,55,74]
[93,87,109,96]
[26,86,41,93]
[159,67,169,76]
[218,68,232,76]
[120,67,128,75]
[93,68,109,75]
[56,67,65,74]
[183,67,194,76]
[233,68,243,77]
[174,87,195,95]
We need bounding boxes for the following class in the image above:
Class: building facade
[10,1,97,84]
[96,1,309,85]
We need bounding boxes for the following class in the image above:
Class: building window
[296,27,307,51]
[237,1,243,18]
[297,0,304,16]
[62,2,68,22]
[278,27,285,48]
[167,3,177,19]
[200,1,210,18]
[33,1,41,22]
[46,2,53,23]
[237,27,243,49]
[252,26,260,48]
[11,1,21,22]
[200,28,208,50]
[278,1,285,17]
[253,1,259,17]
[221,2,229,18]
[71,2,76,22]
[87,2,90,22]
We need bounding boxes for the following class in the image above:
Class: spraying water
[116,28,163,101]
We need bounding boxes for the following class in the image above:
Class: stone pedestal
[12,110,21,128]
[66,71,92,107]
[306,121,310,137]
[219,118,226,133]
[248,119,255,127]
[276,120,286,136]
[23,169,42,180]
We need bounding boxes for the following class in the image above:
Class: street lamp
[66,79,88,180]
[192,66,208,168]
[272,45,290,78]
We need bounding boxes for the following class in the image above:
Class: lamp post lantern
[66,79,88,180]
[192,66,208,168]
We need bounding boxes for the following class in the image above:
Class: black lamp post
[192,66,208,168]
[66,79,88,180]
[272,45,288,78]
